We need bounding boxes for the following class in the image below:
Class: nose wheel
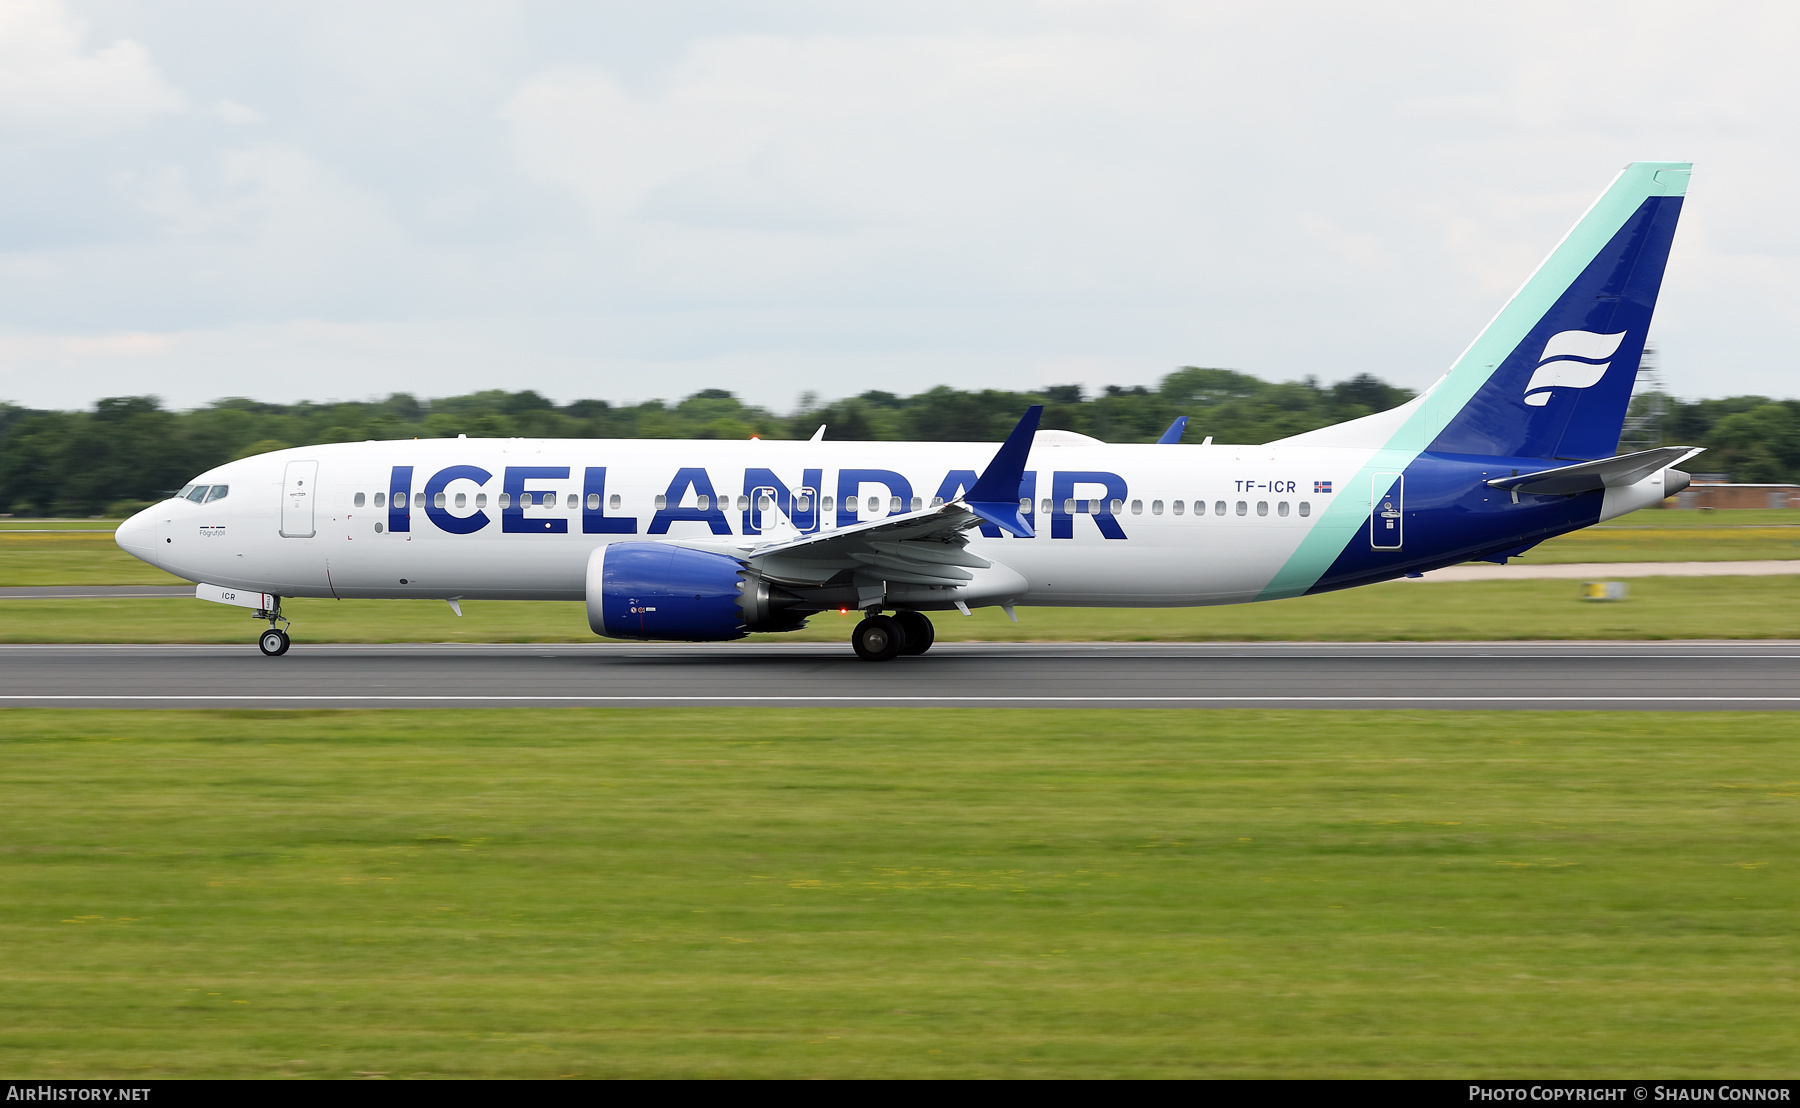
[253,597,291,656]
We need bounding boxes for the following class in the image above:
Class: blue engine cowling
[586,542,753,641]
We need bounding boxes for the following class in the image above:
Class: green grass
[1531,511,1800,563]
[2,708,1795,1078]
[0,529,185,585]
[2,574,1796,644]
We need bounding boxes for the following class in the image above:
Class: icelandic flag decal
[1314,480,1333,494]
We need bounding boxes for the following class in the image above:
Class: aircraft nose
[114,506,161,565]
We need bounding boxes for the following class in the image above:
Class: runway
[2,641,1796,709]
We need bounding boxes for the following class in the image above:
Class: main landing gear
[254,597,291,657]
[851,610,935,661]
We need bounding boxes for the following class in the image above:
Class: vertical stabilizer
[1276,162,1689,460]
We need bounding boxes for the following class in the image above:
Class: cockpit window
[186,485,210,503]
[203,485,229,503]
[174,484,197,501]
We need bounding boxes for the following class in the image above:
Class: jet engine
[585,542,804,641]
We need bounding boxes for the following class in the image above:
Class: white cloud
[0,1,1798,410]
[0,0,183,134]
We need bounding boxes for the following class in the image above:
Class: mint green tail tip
[1636,161,1691,197]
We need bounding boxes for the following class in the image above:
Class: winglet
[1157,416,1188,445]
[963,405,1042,537]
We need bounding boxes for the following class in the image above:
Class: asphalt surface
[2,641,1796,709]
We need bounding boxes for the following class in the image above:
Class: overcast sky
[0,0,1794,413]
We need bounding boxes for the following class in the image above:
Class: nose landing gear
[253,597,291,656]
[851,610,935,661]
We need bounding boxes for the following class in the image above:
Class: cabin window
[868,496,881,514]
[374,492,386,508]
[1299,501,1311,517]
[414,492,426,509]
[737,495,749,511]
[587,493,600,510]
[1172,500,1184,515]
[822,496,834,513]
[567,494,577,510]
[910,496,923,511]
[696,494,710,511]
[1235,501,1247,516]
[609,494,620,510]
[654,494,667,510]
[392,489,405,506]
[1019,497,1030,512]
[797,495,810,511]
[889,496,902,513]
[1277,501,1289,517]
[455,492,467,509]
[1131,499,1144,515]
[434,492,447,509]
[1042,499,1054,515]
[932,497,945,508]
[1151,500,1163,516]
[354,492,366,508]
[1215,500,1227,516]
[496,493,510,509]
[1256,501,1268,516]
[476,493,487,508]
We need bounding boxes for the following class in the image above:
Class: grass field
[2,708,1795,1078]
[3,574,1796,644]
[1,509,1797,590]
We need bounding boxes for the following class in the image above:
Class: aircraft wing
[661,406,1042,590]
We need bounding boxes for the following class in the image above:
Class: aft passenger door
[280,460,318,538]
[1370,472,1403,550]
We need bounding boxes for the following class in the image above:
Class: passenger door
[1370,472,1403,550]
[280,460,318,538]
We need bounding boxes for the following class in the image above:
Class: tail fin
[1277,162,1689,460]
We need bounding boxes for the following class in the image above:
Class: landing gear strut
[851,610,935,661]
[254,597,291,656]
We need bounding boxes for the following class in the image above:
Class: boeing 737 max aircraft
[115,162,1699,661]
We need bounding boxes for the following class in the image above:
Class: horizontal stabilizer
[1485,446,1703,495]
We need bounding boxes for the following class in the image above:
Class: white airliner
[116,162,1699,661]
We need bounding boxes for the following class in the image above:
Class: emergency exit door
[1370,472,1403,550]
[280,460,318,538]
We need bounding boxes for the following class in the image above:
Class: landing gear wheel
[851,614,907,661]
[258,628,290,657]
[894,610,935,655]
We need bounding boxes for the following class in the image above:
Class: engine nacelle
[586,542,754,641]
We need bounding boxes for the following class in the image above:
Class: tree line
[0,366,1793,516]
